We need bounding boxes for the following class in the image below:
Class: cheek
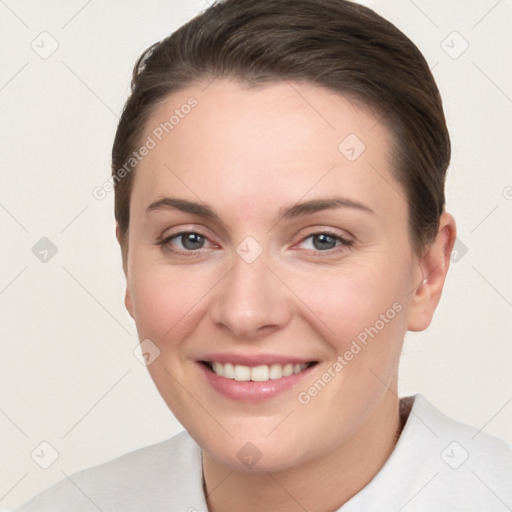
[292,262,406,344]
[128,263,211,342]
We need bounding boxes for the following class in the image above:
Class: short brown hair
[112,0,450,256]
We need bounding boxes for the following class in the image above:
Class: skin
[119,79,456,512]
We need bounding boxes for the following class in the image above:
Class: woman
[15,0,512,510]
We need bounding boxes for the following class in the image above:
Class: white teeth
[209,361,310,381]
[212,362,224,377]
[223,362,234,379]
[234,365,251,381]
[282,363,294,377]
[269,363,283,380]
[251,365,269,382]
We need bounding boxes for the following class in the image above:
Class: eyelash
[157,230,353,257]
[298,230,354,254]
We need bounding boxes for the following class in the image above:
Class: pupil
[313,233,336,250]
[182,233,204,250]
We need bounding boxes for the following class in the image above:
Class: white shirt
[14,394,512,511]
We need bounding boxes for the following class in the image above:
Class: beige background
[1,0,511,509]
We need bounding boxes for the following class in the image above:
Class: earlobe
[116,223,133,319]
[116,223,128,276]
[115,223,123,246]
[125,288,135,320]
[407,212,457,332]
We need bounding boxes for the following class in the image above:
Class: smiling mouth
[200,361,318,382]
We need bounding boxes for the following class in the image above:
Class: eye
[298,232,353,252]
[174,232,206,250]
[158,231,214,254]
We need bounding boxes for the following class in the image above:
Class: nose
[209,250,293,340]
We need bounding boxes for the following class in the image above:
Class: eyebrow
[147,197,219,218]
[146,196,375,221]
[279,197,375,219]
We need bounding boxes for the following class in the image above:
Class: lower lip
[197,362,317,402]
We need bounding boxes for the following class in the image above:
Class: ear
[116,223,134,319]
[124,287,135,320]
[407,212,457,332]
[116,223,128,276]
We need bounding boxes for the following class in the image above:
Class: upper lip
[199,353,318,367]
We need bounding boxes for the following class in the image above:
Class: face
[123,79,426,471]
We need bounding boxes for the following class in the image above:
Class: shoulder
[14,430,207,512]
[411,394,512,509]
[412,393,512,470]
[342,394,512,512]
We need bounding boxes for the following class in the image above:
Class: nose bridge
[210,246,291,338]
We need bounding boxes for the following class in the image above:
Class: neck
[202,391,403,512]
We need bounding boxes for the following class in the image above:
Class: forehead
[131,79,404,224]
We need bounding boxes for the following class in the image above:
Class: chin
[198,427,311,472]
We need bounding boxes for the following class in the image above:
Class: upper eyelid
[160,225,215,241]
[296,232,353,251]
[296,227,353,243]
[160,227,350,240]
[163,230,215,247]
[158,216,354,236]
[161,229,352,251]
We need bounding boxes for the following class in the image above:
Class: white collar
[183,394,512,511]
